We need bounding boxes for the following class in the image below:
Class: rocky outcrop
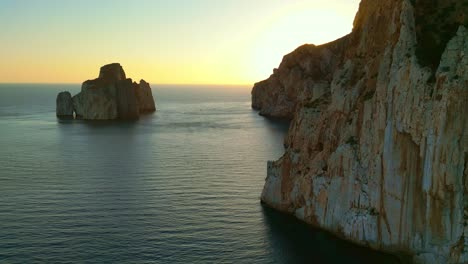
[98,63,126,81]
[115,78,139,120]
[252,40,347,119]
[56,91,74,118]
[253,0,467,263]
[57,63,156,120]
[135,79,156,112]
[72,78,118,120]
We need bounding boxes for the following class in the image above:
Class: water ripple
[0,85,401,264]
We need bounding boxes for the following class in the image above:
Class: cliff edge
[56,63,156,120]
[253,0,467,263]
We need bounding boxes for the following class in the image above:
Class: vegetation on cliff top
[413,0,467,72]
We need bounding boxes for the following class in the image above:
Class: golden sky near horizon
[0,0,360,85]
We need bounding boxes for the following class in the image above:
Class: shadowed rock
[72,78,118,120]
[56,63,156,120]
[116,78,139,120]
[98,63,126,82]
[135,79,156,112]
[56,91,74,118]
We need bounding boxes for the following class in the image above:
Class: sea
[0,84,402,263]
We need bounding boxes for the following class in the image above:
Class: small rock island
[56,63,156,120]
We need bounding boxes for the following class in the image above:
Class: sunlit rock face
[253,0,467,263]
[57,63,156,120]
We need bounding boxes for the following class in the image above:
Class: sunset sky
[0,0,360,85]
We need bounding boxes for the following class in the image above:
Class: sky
[0,0,360,85]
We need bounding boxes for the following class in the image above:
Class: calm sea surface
[0,84,401,263]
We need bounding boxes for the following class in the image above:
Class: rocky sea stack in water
[253,0,467,263]
[56,63,156,120]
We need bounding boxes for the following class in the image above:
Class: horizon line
[0,82,254,87]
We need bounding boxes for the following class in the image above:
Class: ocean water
[0,84,401,263]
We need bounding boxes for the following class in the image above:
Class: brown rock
[254,0,468,263]
[115,78,139,120]
[135,79,156,112]
[57,63,156,120]
[72,78,118,120]
[98,63,126,82]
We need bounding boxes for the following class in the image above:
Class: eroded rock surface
[57,63,156,120]
[136,79,156,112]
[72,78,118,120]
[56,91,74,118]
[115,78,139,120]
[98,63,126,82]
[253,1,467,263]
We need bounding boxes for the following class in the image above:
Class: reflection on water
[0,84,401,263]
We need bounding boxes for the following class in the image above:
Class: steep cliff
[57,63,157,120]
[253,0,467,263]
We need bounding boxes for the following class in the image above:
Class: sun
[245,3,357,83]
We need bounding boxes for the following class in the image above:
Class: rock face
[57,63,156,120]
[253,0,467,263]
[98,63,126,81]
[115,78,139,120]
[136,79,156,112]
[56,91,74,118]
[72,78,118,120]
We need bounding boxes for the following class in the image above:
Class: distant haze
[0,0,360,85]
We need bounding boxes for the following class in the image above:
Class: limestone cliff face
[57,63,157,120]
[252,39,347,119]
[253,0,467,263]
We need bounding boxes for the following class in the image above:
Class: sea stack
[252,0,467,263]
[56,63,156,120]
[56,91,74,119]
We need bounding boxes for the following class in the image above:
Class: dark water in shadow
[261,206,408,264]
[0,84,402,263]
